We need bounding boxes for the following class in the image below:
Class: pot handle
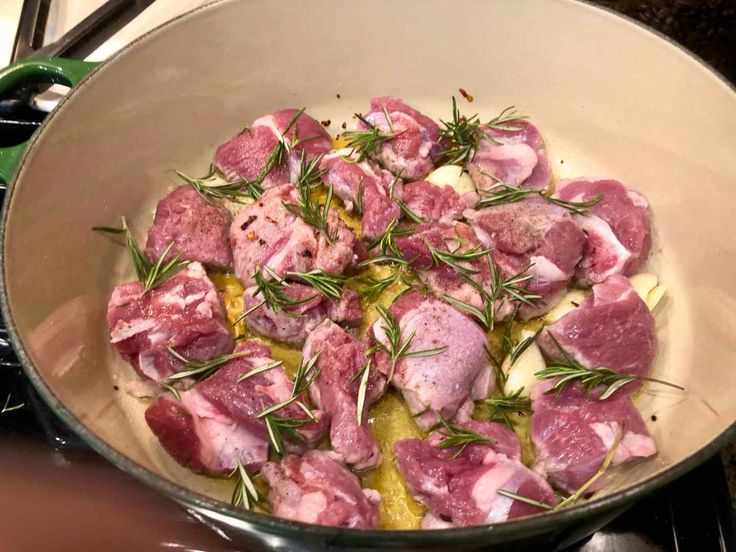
[0,57,99,186]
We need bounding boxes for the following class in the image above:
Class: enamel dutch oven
[1,1,735,550]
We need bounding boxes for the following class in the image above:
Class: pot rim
[1,0,734,543]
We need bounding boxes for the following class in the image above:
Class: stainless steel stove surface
[1,1,735,551]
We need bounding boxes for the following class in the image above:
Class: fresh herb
[437,96,485,166]
[366,219,414,259]
[263,414,310,455]
[508,327,543,367]
[283,179,336,242]
[236,360,284,383]
[396,198,426,223]
[436,416,494,458]
[372,305,447,383]
[536,335,684,400]
[354,359,372,425]
[160,383,181,402]
[295,152,327,191]
[230,460,262,510]
[1,394,24,414]
[176,165,260,203]
[496,489,554,511]
[484,388,533,428]
[554,430,622,509]
[164,348,253,383]
[486,106,527,132]
[257,351,321,418]
[352,266,413,302]
[285,269,345,300]
[235,266,318,323]
[355,177,365,215]
[343,113,397,162]
[477,182,603,216]
[93,218,188,291]
[441,255,540,331]
[429,244,492,276]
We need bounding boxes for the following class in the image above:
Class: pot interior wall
[3,0,736,535]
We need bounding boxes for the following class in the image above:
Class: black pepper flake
[341,122,347,129]
[240,214,257,231]
[336,93,341,99]
[321,119,331,127]
[302,250,313,258]
[258,238,266,246]
[651,415,658,422]
[560,159,565,164]
[113,385,119,391]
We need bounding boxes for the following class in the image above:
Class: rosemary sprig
[429,244,492,276]
[484,388,533,428]
[285,269,345,301]
[442,255,539,331]
[352,266,413,302]
[536,335,684,400]
[354,359,372,425]
[554,429,622,509]
[176,165,259,203]
[295,152,327,190]
[263,414,310,455]
[235,266,318,323]
[486,106,527,132]
[1,394,24,414]
[164,348,252,383]
[437,96,484,166]
[436,416,494,459]
[257,351,321,418]
[160,383,181,402]
[372,305,447,383]
[508,327,543,367]
[477,183,603,216]
[496,489,554,511]
[366,219,414,259]
[93,218,187,291]
[230,460,262,510]
[283,181,336,242]
[236,360,284,383]
[343,113,397,162]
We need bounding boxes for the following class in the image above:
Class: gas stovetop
[1,1,735,551]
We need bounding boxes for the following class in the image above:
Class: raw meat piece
[303,320,385,470]
[261,450,380,528]
[538,275,656,380]
[555,178,651,285]
[401,180,475,222]
[145,341,327,474]
[214,108,331,188]
[229,184,359,286]
[145,185,232,269]
[320,149,401,240]
[468,120,551,191]
[242,283,362,345]
[107,262,233,381]
[395,420,556,527]
[371,291,493,429]
[531,379,656,493]
[466,196,585,319]
[357,96,442,180]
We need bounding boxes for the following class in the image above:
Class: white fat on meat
[180,390,268,472]
[575,214,632,278]
[590,421,657,465]
[110,318,156,343]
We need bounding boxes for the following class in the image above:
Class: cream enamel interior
[3,0,736,538]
